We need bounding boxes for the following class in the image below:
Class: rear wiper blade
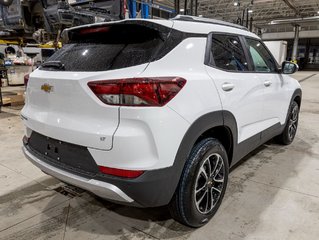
[41,61,65,70]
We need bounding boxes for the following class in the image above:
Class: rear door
[21,21,173,150]
[205,33,264,145]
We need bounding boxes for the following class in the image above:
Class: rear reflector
[88,77,186,107]
[98,166,144,178]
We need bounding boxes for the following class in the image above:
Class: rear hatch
[22,20,173,150]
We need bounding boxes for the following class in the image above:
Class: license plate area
[44,138,62,161]
[28,131,99,175]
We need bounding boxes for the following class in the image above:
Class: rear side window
[210,34,249,71]
[246,38,277,73]
[42,23,170,72]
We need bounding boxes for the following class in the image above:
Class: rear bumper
[23,143,180,207]
[23,146,134,203]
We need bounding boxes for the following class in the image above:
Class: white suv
[21,15,301,227]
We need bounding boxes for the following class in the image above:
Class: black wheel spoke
[212,187,221,193]
[210,188,215,208]
[205,192,209,212]
[195,189,208,211]
[207,156,212,177]
[195,183,206,194]
[214,161,223,177]
[210,155,219,177]
[200,166,208,180]
[213,176,224,183]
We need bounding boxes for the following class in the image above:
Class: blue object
[128,0,150,19]
[128,0,137,18]
[141,1,149,19]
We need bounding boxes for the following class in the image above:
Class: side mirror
[281,61,298,74]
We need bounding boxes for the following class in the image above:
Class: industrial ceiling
[198,0,319,24]
[158,0,319,25]
[184,0,319,24]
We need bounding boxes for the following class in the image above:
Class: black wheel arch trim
[289,88,302,110]
[277,88,302,133]
[278,88,302,136]
[166,111,237,204]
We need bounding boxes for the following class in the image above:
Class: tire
[169,138,229,228]
[276,101,299,145]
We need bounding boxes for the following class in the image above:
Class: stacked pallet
[1,89,25,106]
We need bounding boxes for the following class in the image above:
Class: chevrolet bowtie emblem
[41,84,53,93]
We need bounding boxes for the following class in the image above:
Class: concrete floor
[0,72,319,240]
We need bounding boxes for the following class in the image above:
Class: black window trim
[204,32,253,72]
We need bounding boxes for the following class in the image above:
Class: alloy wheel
[194,153,225,214]
[288,104,299,141]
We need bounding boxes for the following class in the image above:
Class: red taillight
[98,166,144,178]
[79,26,110,35]
[24,74,30,87]
[88,77,186,107]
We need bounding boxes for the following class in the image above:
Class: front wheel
[276,100,299,145]
[169,138,229,227]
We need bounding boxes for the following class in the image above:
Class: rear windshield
[41,22,170,72]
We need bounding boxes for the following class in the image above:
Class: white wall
[262,30,319,40]
[264,41,288,64]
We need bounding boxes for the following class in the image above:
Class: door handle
[264,80,272,87]
[222,82,235,92]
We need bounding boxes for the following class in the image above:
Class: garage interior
[0,0,319,239]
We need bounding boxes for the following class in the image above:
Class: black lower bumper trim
[24,132,179,207]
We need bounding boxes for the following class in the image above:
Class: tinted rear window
[42,23,170,72]
[210,34,249,71]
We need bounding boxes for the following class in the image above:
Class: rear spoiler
[61,20,173,44]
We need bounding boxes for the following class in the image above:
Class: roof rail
[172,15,249,31]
